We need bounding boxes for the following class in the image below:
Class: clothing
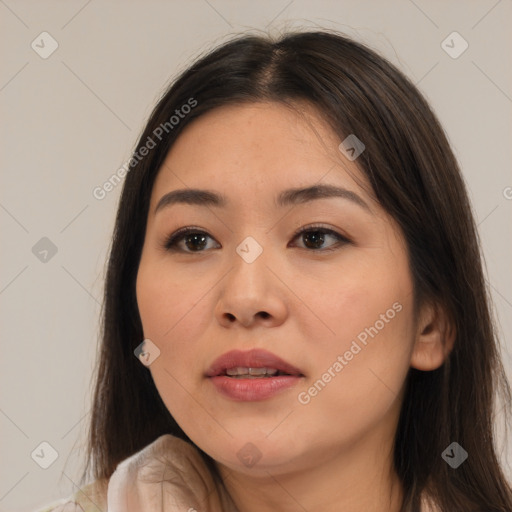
[34,434,437,512]
[34,434,237,512]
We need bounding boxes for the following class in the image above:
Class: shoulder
[34,479,108,512]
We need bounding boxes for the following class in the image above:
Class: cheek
[136,259,211,343]
[135,258,218,416]
[293,248,415,422]
[291,302,414,456]
[296,247,414,362]
[136,261,220,434]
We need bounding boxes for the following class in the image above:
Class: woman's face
[136,101,418,476]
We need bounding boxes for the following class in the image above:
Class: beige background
[1,1,511,510]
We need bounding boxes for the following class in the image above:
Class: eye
[163,227,220,253]
[163,224,350,254]
[289,224,350,252]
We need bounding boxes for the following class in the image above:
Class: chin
[196,430,308,475]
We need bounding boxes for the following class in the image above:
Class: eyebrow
[154,184,371,214]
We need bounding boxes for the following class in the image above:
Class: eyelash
[162,224,351,254]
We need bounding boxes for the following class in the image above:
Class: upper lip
[206,349,303,377]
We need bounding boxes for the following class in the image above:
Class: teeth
[225,367,279,377]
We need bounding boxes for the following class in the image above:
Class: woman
[37,30,512,512]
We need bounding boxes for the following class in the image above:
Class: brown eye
[302,230,326,249]
[182,232,208,251]
[164,228,220,253]
[291,226,350,252]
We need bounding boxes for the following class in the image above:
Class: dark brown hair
[81,30,512,511]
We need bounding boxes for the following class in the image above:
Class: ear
[410,301,456,371]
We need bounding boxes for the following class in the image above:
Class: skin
[135,101,454,512]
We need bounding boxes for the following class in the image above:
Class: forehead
[150,101,373,209]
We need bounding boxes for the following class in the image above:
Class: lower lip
[209,375,302,401]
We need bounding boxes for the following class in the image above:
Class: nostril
[223,311,270,324]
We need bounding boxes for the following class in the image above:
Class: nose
[214,248,288,329]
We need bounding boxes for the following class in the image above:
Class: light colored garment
[33,479,107,512]
[34,434,237,512]
[35,434,439,512]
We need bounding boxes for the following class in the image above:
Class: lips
[206,349,304,401]
[205,349,303,378]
